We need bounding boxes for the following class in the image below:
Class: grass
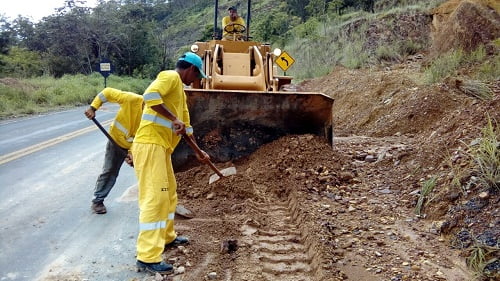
[424,49,464,84]
[474,51,500,81]
[470,116,500,191]
[447,116,499,195]
[446,149,471,195]
[415,176,437,215]
[283,3,433,79]
[455,79,494,101]
[0,73,151,119]
[466,242,499,280]
[341,39,370,69]
[423,45,499,85]
[376,44,402,63]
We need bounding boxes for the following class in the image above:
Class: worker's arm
[85,88,127,119]
[183,133,210,163]
[151,104,186,135]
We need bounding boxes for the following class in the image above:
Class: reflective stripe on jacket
[133,70,193,153]
[90,88,144,149]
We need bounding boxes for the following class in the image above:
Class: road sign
[275,51,295,72]
[99,62,111,72]
[98,59,112,87]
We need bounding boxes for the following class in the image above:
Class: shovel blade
[209,166,237,184]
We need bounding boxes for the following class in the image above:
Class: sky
[1,0,98,22]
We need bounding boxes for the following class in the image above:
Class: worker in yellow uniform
[84,88,143,214]
[132,52,210,274]
[222,6,246,40]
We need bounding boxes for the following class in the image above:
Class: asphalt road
[0,106,144,280]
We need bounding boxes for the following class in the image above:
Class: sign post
[99,59,112,87]
[275,51,295,75]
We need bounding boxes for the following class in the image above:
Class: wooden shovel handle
[182,134,224,178]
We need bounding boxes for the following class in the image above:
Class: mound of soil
[430,0,500,55]
[162,61,498,281]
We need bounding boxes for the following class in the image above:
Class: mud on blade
[172,89,334,170]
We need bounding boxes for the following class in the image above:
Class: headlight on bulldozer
[191,44,199,53]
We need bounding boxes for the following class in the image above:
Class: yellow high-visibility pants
[131,143,178,263]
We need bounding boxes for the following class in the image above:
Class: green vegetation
[415,176,437,216]
[474,43,500,81]
[423,45,500,85]
[466,242,499,280]
[0,74,150,118]
[424,49,465,84]
[470,116,500,191]
[447,116,499,194]
[0,47,44,77]
[0,0,434,81]
[284,5,432,79]
[457,79,494,101]
[0,0,497,117]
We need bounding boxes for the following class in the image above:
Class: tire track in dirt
[232,196,325,281]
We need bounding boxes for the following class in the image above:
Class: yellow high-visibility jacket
[134,70,193,154]
[90,88,143,149]
[222,16,246,38]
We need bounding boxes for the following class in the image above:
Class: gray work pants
[92,140,128,203]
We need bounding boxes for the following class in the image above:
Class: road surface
[0,106,143,280]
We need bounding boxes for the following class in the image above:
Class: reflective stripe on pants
[132,142,178,263]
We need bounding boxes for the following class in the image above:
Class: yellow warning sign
[275,51,295,72]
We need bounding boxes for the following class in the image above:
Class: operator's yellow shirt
[222,16,246,38]
[134,70,193,153]
[90,88,143,149]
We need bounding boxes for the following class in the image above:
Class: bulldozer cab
[199,40,268,91]
[191,0,289,92]
[172,0,334,170]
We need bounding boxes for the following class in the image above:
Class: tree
[253,4,299,43]
[0,16,13,55]
[285,0,311,21]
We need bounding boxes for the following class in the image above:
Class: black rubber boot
[136,260,173,274]
[165,236,189,247]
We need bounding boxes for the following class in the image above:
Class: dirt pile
[170,51,498,280]
[430,0,500,55]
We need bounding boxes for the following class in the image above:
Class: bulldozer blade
[172,89,334,170]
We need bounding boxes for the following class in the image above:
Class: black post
[214,0,219,39]
[246,0,251,40]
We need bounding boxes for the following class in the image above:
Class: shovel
[91,117,133,165]
[91,117,121,150]
[182,133,237,184]
[175,134,236,219]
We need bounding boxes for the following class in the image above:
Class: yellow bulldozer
[172,0,334,169]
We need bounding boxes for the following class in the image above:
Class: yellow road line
[0,120,112,165]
